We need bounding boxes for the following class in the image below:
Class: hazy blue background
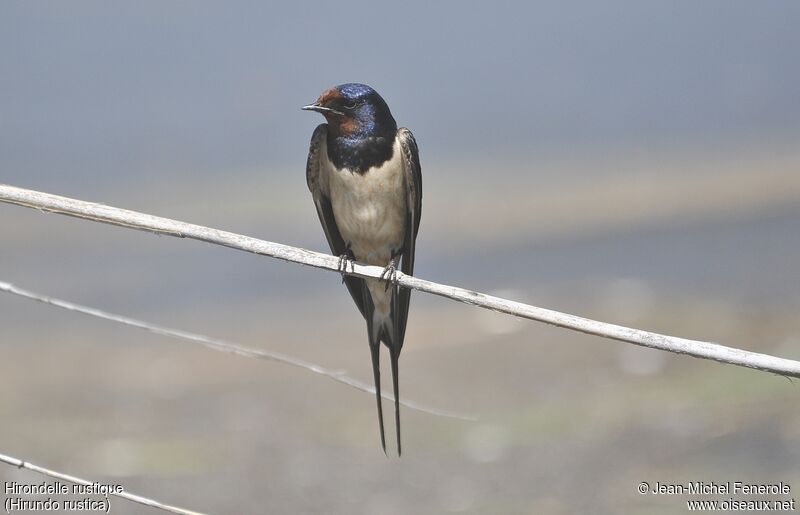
[1,2,799,514]
[3,1,799,189]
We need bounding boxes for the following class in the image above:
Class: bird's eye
[343,99,358,109]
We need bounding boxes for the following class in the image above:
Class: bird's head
[302,83,397,138]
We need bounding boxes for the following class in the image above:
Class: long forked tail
[369,320,401,456]
[364,283,403,456]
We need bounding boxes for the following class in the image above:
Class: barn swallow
[304,83,422,455]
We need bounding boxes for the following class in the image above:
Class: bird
[303,83,422,455]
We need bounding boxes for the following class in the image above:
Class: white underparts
[321,138,407,322]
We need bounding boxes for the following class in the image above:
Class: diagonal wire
[0,451,208,515]
[0,280,474,421]
[2,183,799,378]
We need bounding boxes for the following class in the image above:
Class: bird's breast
[326,139,407,266]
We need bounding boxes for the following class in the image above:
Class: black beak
[302,103,344,116]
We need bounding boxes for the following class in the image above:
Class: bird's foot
[338,251,356,283]
[380,258,399,291]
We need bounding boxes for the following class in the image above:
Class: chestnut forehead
[318,88,343,104]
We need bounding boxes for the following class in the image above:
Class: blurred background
[2,1,800,513]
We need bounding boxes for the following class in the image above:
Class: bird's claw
[380,258,398,291]
[338,252,355,283]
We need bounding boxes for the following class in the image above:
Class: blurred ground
[2,147,800,514]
